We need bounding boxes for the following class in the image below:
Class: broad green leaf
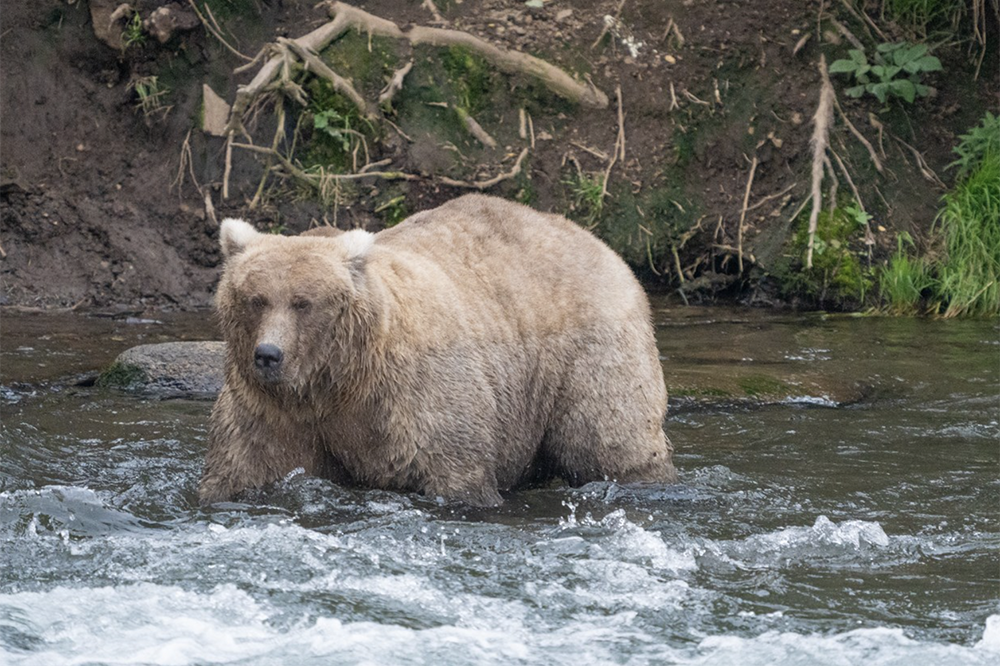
[891,79,916,103]
[877,42,897,53]
[849,49,868,64]
[914,83,930,97]
[870,82,889,103]
[846,85,866,97]
[914,55,942,72]
[829,59,858,74]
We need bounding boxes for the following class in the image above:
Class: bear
[199,194,676,506]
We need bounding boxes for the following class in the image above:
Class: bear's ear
[219,218,260,259]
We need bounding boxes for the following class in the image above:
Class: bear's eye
[249,295,267,310]
[291,297,312,313]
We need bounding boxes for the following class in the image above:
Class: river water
[1,304,997,665]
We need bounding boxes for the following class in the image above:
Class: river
[1,303,997,665]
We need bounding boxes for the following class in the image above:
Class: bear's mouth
[254,365,284,385]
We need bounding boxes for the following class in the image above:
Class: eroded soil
[1,0,995,309]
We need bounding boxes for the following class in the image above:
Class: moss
[588,182,700,279]
[737,374,791,397]
[767,203,877,308]
[672,386,733,398]
[96,362,147,390]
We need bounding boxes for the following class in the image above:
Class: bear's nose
[254,343,284,369]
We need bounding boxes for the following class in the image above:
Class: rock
[89,0,130,50]
[201,84,231,137]
[99,341,225,398]
[145,4,200,44]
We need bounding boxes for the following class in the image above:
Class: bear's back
[373,195,647,335]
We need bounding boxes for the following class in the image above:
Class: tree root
[225,1,606,138]
[439,148,529,190]
[806,56,834,270]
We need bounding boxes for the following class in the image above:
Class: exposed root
[806,56,834,270]
[186,0,252,61]
[737,155,759,274]
[600,86,626,202]
[439,148,529,190]
[422,0,446,25]
[281,38,377,121]
[379,60,413,110]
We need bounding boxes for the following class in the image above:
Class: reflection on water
[1,305,998,665]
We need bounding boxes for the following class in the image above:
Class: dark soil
[1,0,996,310]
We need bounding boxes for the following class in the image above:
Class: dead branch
[737,155,758,274]
[806,56,834,270]
[379,60,413,109]
[454,107,497,149]
[407,23,608,108]
[439,148,529,189]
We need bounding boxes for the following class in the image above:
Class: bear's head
[216,218,379,396]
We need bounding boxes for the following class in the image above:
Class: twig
[891,135,945,187]
[378,60,413,109]
[592,0,627,49]
[422,0,446,24]
[439,147,529,189]
[186,0,252,61]
[204,191,218,227]
[282,38,377,120]
[682,89,710,106]
[807,56,834,270]
[668,82,679,111]
[455,107,497,149]
[837,0,887,41]
[223,133,234,200]
[737,155,758,274]
[600,86,625,201]
[519,108,527,140]
[826,16,865,52]
[236,143,419,180]
[570,141,610,161]
[0,240,7,259]
[830,96,883,173]
[746,182,797,212]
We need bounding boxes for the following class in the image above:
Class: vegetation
[127,76,171,118]
[122,12,146,50]
[932,142,1000,317]
[829,43,941,104]
[879,233,935,315]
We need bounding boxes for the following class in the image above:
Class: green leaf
[914,55,942,72]
[904,43,928,61]
[891,79,916,103]
[829,59,858,74]
[914,83,930,97]
[877,42,897,53]
[870,82,889,103]
[846,85,866,98]
[849,49,868,64]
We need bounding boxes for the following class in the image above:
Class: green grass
[879,233,935,314]
[932,148,1000,317]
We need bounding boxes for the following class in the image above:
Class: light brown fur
[199,194,676,506]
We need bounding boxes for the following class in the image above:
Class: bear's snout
[254,343,284,381]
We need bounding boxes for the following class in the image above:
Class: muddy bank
[1,1,995,309]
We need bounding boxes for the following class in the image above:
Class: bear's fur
[199,194,675,506]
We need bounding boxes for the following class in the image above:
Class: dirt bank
[1,1,995,310]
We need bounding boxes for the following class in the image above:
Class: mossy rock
[98,341,225,398]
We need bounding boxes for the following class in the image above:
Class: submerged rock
[99,341,224,398]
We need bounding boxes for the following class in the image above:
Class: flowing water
[1,304,998,665]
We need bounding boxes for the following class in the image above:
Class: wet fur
[200,195,676,506]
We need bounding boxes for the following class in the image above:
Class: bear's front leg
[198,386,328,504]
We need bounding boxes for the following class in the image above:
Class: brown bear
[199,194,676,506]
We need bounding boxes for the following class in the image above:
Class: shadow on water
[1,304,998,665]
